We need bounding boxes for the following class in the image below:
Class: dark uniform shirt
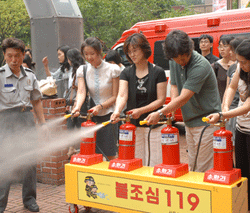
[204,52,219,64]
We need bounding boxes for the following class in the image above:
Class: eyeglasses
[200,40,210,44]
[218,45,229,49]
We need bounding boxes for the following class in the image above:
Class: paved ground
[4,123,187,213]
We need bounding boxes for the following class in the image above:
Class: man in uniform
[0,38,46,212]
[199,34,219,64]
[145,30,221,172]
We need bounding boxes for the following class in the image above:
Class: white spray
[0,117,105,182]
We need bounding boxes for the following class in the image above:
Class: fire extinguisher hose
[147,125,155,166]
[192,124,210,171]
[96,144,110,161]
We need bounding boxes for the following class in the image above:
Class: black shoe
[24,203,40,212]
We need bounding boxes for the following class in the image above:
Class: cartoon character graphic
[84,176,98,199]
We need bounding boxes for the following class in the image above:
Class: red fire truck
[112,8,250,121]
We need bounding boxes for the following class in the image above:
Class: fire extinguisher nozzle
[202,117,209,122]
[102,120,111,126]
[140,120,148,125]
[64,114,72,119]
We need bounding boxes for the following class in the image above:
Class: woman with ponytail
[72,37,121,161]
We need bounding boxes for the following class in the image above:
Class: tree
[183,0,204,5]
[0,0,30,65]
[78,0,194,49]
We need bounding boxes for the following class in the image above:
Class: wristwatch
[157,109,164,119]
[218,112,223,121]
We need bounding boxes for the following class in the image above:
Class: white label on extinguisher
[161,134,178,144]
[81,127,95,138]
[119,130,133,141]
[213,136,227,149]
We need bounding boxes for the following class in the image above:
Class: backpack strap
[83,64,88,93]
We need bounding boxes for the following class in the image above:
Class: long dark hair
[80,37,104,57]
[67,48,85,77]
[57,45,70,73]
[236,39,250,94]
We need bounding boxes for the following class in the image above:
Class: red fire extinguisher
[70,109,103,166]
[161,115,180,165]
[109,112,143,171]
[213,122,233,171]
[203,120,241,185]
[118,111,136,160]
[152,113,189,178]
[80,109,97,155]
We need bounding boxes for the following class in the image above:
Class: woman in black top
[212,35,235,101]
[111,33,167,166]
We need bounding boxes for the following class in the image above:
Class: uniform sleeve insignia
[24,67,34,73]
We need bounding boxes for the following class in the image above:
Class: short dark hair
[123,33,151,63]
[105,50,122,65]
[2,38,25,53]
[219,35,235,45]
[164,30,194,59]
[81,37,103,56]
[199,34,214,43]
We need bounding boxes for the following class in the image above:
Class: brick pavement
[4,123,188,213]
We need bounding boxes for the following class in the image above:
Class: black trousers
[0,111,37,211]
[235,129,250,210]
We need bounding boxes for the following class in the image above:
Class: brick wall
[36,98,69,186]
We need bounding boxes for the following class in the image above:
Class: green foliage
[78,0,194,48]
[0,0,30,64]
[183,0,204,6]
[233,0,239,9]
[0,0,195,64]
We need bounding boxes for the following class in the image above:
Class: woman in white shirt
[72,37,121,160]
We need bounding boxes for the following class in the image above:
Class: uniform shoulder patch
[24,67,34,73]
